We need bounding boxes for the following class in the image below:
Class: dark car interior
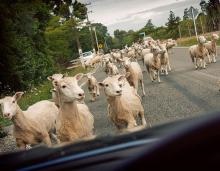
[1,111,220,171]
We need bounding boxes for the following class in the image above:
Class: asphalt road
[85,47,220,136]
[1,47,220,153]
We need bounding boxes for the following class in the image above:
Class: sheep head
[212,34,219,40]
[56,73,85,102]
[198,36,206,44]
[99,75,126,97]
[0,92,24,120]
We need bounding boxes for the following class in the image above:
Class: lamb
[144,45,164,82]
[54,73,94,142]
[123,57,145,96]
[99,75,148,131]
[189,36,210,69]
[0,92,59,149]
[204,33,219,63]
[83,72,100,102]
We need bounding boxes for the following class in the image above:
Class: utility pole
[86,12,96,54]
[199,17,205,35]
[178,25,182,39]
[190,7,198,41]
[93,26,99,53]
[85,2,96,54]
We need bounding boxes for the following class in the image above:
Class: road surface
[1,47,220,153]
[85,47,220,136]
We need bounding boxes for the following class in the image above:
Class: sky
[79,0,203,35]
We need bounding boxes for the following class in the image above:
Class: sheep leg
[16,139,26,150]
[165,65,168,75]
[194,58,198,69]
[157,70,161,83]
[127,119,137,129]
[207,54,211,63]
[168,58,172,71]
[96,85,100,96]
[50,133,60,144]
[202,59,206,69]
[42,133,52,146]
[139,110,147,126]
[149,70,154,82]
[140,79,145,96]
[212,54,216,63]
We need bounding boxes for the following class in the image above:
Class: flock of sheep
[0,33,219,150]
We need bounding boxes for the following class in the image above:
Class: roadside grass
[177,33,220,47]
[0,66,87,127]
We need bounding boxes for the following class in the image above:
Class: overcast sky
[79,0,202,35]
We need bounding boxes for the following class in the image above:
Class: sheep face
[99,75,125,97]
[0,92,24,119]
[198,36,206,44]
[212,34,219,40]
[57,74,85,102]
[123,57,131,68]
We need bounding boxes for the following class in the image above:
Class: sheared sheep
[189,36,210,69]
[144,45,164,82]
[0,92,59,149]
[54,74,94,143]
[99,75,148,131]
[204,33,219,63]
[123,57,145,96]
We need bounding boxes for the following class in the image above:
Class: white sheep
[105,61,119,76]
[189,36,210,69]
[144,45,164,82]
[158,42,171,75]
[123,57,146,96]
[0,92,59,149]
[99,75,148,131]
[83,72,100,102]
[85,54,103,68]
[204,33,219,63]
[54,74,95,142]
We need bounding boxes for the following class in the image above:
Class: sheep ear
[118,75,125,81]
[47,76,53,81]
[13,92,24,101]
[98,82,104,87]
[75,73,84,81]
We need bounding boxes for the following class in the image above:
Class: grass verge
[177,33,220,47]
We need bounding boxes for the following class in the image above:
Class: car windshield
[0,0,220,154]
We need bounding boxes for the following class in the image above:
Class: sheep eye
[119,84,122,87]
[62,85,66,88]
[12,100,15,103]
[105,84,109,87]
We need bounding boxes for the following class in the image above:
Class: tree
[206,0,220,30]
[145,19,154,30]
[183,8,190,20]
[166,11,181,39]
[200,0,208,14]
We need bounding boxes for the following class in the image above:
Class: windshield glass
[0,0,220,154]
